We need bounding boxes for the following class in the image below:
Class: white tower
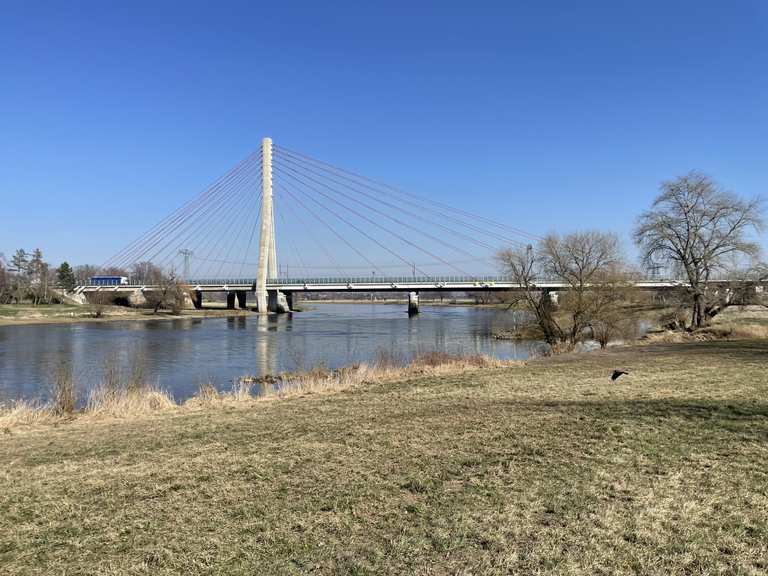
[256,137,275,312]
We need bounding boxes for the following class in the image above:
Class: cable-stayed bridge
[78,138,699,313]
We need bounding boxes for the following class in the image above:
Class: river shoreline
[0,304,255,327]
[0,300,507,327]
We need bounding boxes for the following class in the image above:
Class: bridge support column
[236,290,247,309]
[408,291,420,316]
[128,289,147,308]
[192,290,203,310]
[268,290,291,313]
[255,137,275,314]
[285,292,294,311]
[542,289,559,306]
[226,291,236,310]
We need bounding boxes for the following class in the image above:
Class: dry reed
[2,351,515,429]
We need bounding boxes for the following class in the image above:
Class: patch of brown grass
[643,321,768,344]
[85,385,176,419]
[0,400,57,429]
[702,322,768,340]
[235,352,517,402]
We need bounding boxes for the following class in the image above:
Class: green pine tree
[57,261,76,292]
[11,248,28,273]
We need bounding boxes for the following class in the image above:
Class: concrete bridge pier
[128,289,147,308]
[408,291,420,316]
[236,290,248,309]
[226,291,237,310]
[285,292,294,311]
[544,290,559,306]
[192,290,203,310]
[268,290,291,313]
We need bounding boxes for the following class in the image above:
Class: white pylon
[256,137,274,312]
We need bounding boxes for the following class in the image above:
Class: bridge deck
[76,276,692,293]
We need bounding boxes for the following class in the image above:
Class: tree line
[497,172,765,346]
[0,253,170,306]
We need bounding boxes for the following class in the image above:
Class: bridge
[80,138,758,314]
[77,275,688,313]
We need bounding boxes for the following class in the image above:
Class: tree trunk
[537,291,564,344]
[692,292,706,329]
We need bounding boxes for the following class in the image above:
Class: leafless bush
[86,352,174,417]
[497,232,634,347]
[373,348,406,369]
[127,351,147,393]
[50,361,77,415]
[195,382,220,402]
[411,350,489,368]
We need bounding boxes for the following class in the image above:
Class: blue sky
[1,1,766,273]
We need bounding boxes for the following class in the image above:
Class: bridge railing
[184,275,685,286]
[186,275,525,286]
[77,274,763,290]
[267,275,515,285]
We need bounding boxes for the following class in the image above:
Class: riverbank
[2,338,766,574]
[0,303,255,326]
[0,300,490,326]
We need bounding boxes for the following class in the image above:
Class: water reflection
[0,304,543,402]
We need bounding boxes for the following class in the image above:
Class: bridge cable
[273,163,475,277]
[147,161,260,275]
[274,144,542,243]
[103,151,260,272]
[110,153,261,273]
[274,148,528,250]
[274,202,308,277]
[275,181,387,276]
[274,153,505,253]
[182,174,261,279]
[212,187,263,279]
[272,185,347,277]
[274,165,466,277]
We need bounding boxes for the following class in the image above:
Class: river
[0,303,543,402]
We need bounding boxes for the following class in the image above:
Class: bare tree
[497,232,630,347]
[73,264,99,287]
[100,266,129,278]
[145,271,187,314]
[634,172,764,329]
[496,244,564,345]
[27,249,50,305]
[540,231,623,344]
[586,274,639,348]
[131,261,164,285]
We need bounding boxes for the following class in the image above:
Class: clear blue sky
[1,1,766,272]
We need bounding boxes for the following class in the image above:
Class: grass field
[1,339,767,574]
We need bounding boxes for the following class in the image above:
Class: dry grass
[0,400,58,429]
[643,322,768,344]
[1,352,507,429]
[86,385,176,419]
[700,322,768,340]
[2,341,767,574]
[236,351,515,401]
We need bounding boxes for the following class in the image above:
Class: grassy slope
[1,340,767,575]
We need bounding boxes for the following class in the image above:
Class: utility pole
[178,249,193,280]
